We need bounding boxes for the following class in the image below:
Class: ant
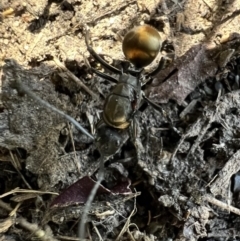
[84,25,166,157]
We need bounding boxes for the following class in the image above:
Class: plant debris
[1,0,240,240]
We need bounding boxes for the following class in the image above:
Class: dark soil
[1,0,240,240]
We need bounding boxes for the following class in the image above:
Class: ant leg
[142,93,165,113]
[142,93,173,125]
[147,56,167,77]
[91,67,118,84]
[85,30,122,75]
[143,94,182,138]
[140,58,167,87]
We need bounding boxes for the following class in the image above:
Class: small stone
[13,21,20,27]
[3,38,8,45]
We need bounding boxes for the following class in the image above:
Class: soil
[1,0,240,240]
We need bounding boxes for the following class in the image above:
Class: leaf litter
[1,0,240,240]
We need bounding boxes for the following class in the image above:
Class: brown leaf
[51,176,132,207]
[146,33,240,105]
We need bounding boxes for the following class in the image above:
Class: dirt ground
[1,0,240,240]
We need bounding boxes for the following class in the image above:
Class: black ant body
[85,25,164,157]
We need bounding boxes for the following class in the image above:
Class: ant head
[122,25,161,69]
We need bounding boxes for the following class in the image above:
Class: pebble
[3,38,8,45]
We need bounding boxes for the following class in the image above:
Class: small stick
[67,123,81,174]
[17,217,59,241]
[0,188,58,199]
[204,194,240,216]
[0,199,12,212]
[115,194,137,241]
[91,222,103,241]
[10,151,32,189]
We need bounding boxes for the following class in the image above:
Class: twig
[9,202,21,217]
[115,192,137,241]
[204,194,240,216]
[147,210,151,226]
[17,217,59,241]
[0,199,12,212]
[0,188,58,199]
[10,151,32,189]
[67,123,81,174]
[92,222,103,241]
[127,230,137,241]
